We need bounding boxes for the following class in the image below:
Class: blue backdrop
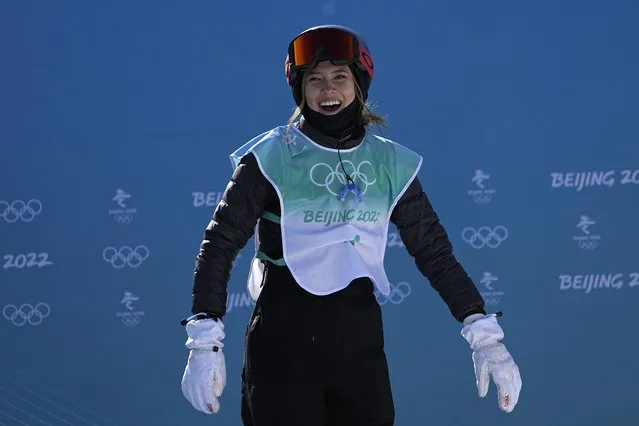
[2,1,638,425]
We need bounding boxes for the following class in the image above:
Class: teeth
[320,100,341,106]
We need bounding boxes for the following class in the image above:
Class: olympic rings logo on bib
[310,161,376,196]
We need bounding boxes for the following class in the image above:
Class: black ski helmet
[284,25,375,106]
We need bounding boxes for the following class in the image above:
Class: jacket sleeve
[389,177,486,323]
[191,152,273,318]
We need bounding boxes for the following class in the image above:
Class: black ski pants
[240,264,395,426]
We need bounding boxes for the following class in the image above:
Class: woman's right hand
[181,318,226,414]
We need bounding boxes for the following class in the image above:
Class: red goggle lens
[290,28,357,69]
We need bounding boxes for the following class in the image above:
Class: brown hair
[287,74,387,130]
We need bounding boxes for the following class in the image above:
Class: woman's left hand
[461,314,522,413]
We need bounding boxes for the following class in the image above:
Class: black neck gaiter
[301,99,365,143]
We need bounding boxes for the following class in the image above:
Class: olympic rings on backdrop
[118,314,142,327]
[576,239,598,250]
[375,281,412,306]
[471,193,493,204]
[2,303,50,326]
[113,214,134,224]
[462,226,508,249]
[102,245,149,268]
[483,297,501,306]
[0,199,43,223]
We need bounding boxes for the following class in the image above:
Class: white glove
[181,316,226,414]
[461,313,522,413]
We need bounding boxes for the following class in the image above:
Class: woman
[180,25,522,425]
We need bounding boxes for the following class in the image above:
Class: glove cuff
[184,317,225,350]
[461,314,504,350]
[462,313,486,326]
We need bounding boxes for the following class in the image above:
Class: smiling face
[303,61,357,115]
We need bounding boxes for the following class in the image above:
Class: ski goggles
[287,28,374,80]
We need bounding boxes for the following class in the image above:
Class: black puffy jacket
[191,120,486,323]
